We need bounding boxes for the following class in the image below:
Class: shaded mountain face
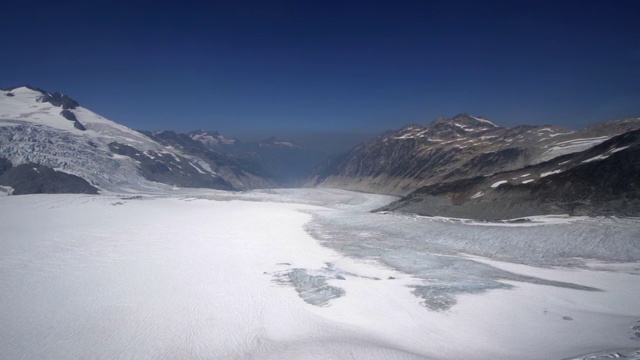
[187,131,328,186]
[0,86,275,194]
[0,159,98,195]
[139,130,275,190]
[378,129,640,220]
[308,113,640,195]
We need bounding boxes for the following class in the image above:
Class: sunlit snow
[0,189,639,359]
[540,169,564,177]
[490,180,508,188]
[536,136,612,163]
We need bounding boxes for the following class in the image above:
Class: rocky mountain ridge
[378,128,640,219]
[308,113,640,195]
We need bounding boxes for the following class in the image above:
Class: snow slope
[1,189,638,359]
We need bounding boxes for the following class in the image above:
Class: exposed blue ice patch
[302,199,614,311]
[271,266,346,306]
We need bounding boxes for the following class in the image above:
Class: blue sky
[2,0,639,143]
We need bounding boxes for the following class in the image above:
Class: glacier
[0,189,639,359]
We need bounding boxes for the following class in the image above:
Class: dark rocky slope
[0,158,98,195]
[309,114,640,195]
[139,131,276,190]
[378,129,640,220]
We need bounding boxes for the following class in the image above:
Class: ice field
[1,189,639,359]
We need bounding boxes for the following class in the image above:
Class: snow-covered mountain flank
[308,113,640,196]
[0,86,275,193]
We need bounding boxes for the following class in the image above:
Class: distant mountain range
[306,113,640,219]
[2,85,639,219]
[185,130,328,186]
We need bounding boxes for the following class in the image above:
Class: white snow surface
[581,154,610,164]
[490,180,508,188]
[1,189,639,360]
[536,136,612,164]
[470,115,498,127]
[541,169,564,177]
[580,145,631,164]
[611,146,630,153]
[471,191,484,199]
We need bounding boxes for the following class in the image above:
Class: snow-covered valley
[1,189,639,359]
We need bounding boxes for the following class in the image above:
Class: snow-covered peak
[189,129,239,146]
[1,86,157,148]
[1,86,83,133]
[3,86,44,98]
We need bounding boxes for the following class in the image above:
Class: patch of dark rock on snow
[0,160,98,195]
[59,110,86,130]
[5,92,14,97]
[40,91,79,109]
[0,158,12,174]
[119,195,143,200]
[273,269,345,306]
[59,109,77,121]
[563,316,574,321]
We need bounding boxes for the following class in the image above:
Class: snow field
[0,195,429,359]
[0,190,639,359]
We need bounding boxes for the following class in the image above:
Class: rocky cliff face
[309,114,640,195]
[378,129,640,220]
